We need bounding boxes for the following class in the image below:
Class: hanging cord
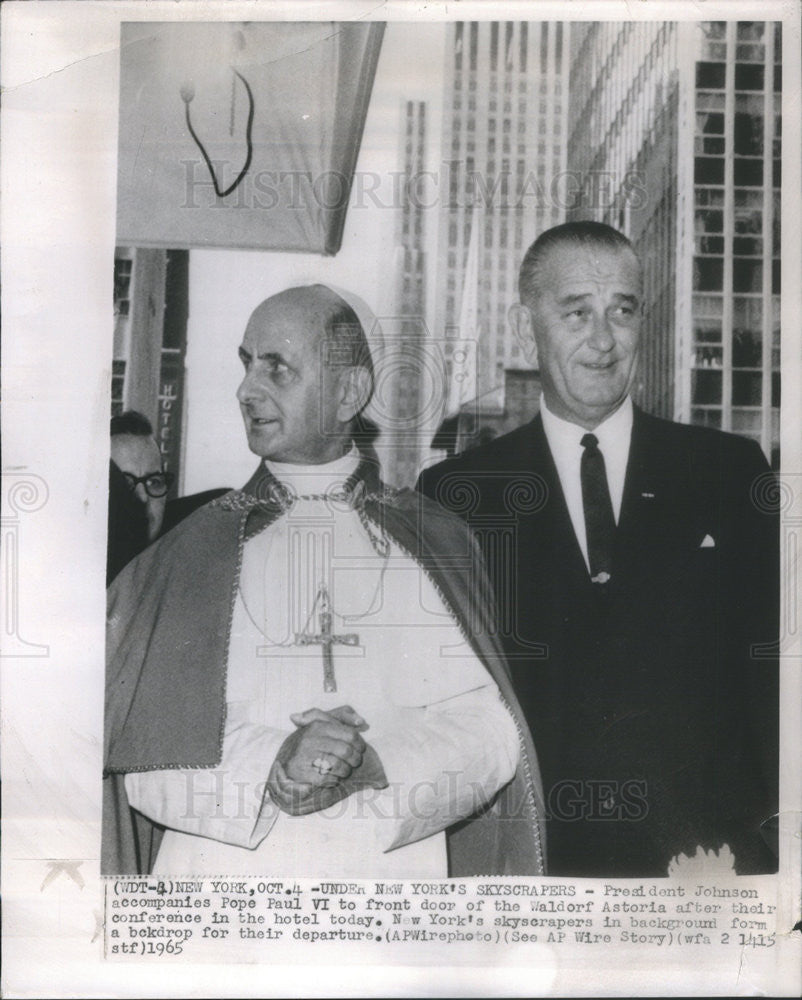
[180,69,255,198]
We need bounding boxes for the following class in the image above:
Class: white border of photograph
[2,2,800,996]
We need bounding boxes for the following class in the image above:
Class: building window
[737,40,765,62]
[694,157,725,185]
[696,235,724,255]
[693,257,724,291]
[111,360,126,416]
[732,259,763,292]
[692,369,722,405]
[696,135,726,155]
[696,187,724,215]
[692,294,723,319]
[734,204,762,235]
[733,157,764,186]
[733,326,763,367]
[697,108,725,134]
[694,345,723,368]
[731,410,762,436]
[737,21,765,42]
[693,315,722,346]
[735,63,765,91]
[733,111,764,156]
[691,408,722,428]
[772,192,781,254]
[696,62,726,88]
[733,235,763,256]
[734,187,763,209]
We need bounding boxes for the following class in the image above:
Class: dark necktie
[580,433,616,584]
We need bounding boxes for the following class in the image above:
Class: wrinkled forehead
[534,241,642,300]
[111,433,162,474]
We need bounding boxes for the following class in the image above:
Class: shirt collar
[540,394,633,453]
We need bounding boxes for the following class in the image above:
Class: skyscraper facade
[568,20,781,464]
[434,21,570,434]
[683,21,781,466]
[381,99,429,488]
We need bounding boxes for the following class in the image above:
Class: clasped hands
[267,705,388,816]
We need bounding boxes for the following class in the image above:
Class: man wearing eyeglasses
[110,411,173,542]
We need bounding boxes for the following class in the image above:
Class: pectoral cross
[295,584,359,692]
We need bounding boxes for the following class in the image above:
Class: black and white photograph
[2,2,801,996]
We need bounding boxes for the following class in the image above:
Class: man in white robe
[103,285,546,877]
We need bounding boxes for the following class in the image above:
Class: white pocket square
[700,534,716,548]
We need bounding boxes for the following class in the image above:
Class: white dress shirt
[539,395,633,572]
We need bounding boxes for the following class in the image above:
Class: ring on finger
[312,756,335,776]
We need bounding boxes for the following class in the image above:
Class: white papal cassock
[125,449,518,877]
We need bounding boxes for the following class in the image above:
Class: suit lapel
[616,408,695,580]
[618,407,655,535]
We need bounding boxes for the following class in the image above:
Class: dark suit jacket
[418,407,779,876]
[107,461,149,585]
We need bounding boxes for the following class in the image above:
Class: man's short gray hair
[518,221,639,306]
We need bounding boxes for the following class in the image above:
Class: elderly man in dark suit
[418,221,778,877]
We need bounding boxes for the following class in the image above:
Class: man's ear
[337,366,373,423]
[509,303,538,367]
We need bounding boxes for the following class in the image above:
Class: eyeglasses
[122,470,175,499]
